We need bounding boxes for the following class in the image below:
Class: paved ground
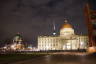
[11,54,96,64]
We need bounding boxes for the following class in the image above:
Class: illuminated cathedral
[10,33,25,50]
[38,20,89,50]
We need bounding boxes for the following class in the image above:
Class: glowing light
[88,47,96,53]
[46,46,49,50]
[28,46,32,50]
[80,42,84,45]
[60,28,74,37]
[3,46,7,49]
[11,44,16,50]
[67,45,71,50]
[53,32,56,35]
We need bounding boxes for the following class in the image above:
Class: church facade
[38,20,88,50]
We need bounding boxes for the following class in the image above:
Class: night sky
[0,0,89,46]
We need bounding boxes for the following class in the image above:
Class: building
[10,33,25,50]
[38,20,88,51]
[84,0,96,52]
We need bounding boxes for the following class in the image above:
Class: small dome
[15,33,22,38]
[13,33,22,41]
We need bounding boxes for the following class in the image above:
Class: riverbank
[0,52,96,64]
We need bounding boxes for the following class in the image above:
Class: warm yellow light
[3,46,7,49]
[87,47,96,53]
[11,44,16,50]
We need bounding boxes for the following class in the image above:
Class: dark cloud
[0,0,88,46]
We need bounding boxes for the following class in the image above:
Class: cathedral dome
[14,33,22,39]
[13,33,22,42]
[61,20,72,29]
[60,19,75,37]
[61,23,72,29]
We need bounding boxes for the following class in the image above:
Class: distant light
[53,32,56,35]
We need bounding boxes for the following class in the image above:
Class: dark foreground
[0,53,96,64]
[0,53,46,64]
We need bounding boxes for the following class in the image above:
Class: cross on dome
[64,19,68,23]
[60,19,73,29]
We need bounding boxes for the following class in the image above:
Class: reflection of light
[45,55,51,63]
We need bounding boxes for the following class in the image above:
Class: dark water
[12,54,96,64]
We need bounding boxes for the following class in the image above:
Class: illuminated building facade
[10,33,25,50]
[84,0,96,52]
[38,20,88,51]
